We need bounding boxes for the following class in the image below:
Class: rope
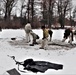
[18,64,26,73]
[7,55,26,73]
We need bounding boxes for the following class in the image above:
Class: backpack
[48,30,53,35]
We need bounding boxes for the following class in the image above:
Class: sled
[8,56,63,73]
[23,59,63,73]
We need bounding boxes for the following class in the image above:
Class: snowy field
[0,29,76,75]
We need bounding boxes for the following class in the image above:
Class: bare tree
[26,0,31,22]
[0,0,5,18]
[72,6,76,26]
[2,0,18,19]
[19,0,27,18]
[18,0,27,26]
[25,0,35,27]
[31,0,34,26]
[56,0,72,28]
[40,0,49,25]
[73,6,76,19]
[48,0,55,27]
[0,2,3,18]
[41,0,55,27]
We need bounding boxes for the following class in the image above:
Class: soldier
[40,26,49,50]
[62,27,73,44]
[25,22,32,43]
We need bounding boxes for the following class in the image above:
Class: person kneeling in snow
[40,26,49,50]
[62,27,73,44]
[30,31,39,46]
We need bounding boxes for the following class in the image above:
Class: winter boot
[29,44,34,46]
[62,38,66,42]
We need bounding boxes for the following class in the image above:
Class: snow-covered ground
[0,29,76,75]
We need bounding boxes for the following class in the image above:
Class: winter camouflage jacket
[43,29,49,39]
[25,23,32,33]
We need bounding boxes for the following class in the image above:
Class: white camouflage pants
[41,38,48,50]
[26,33,30,43]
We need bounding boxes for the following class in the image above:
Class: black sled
[8,55,63,73]
[22,59,63,73]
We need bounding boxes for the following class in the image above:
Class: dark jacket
[64,28,73,41]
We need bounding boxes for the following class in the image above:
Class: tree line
[0,0,76,29]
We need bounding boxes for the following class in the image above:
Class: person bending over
[40,26,49,50]
[62,27,73,44]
